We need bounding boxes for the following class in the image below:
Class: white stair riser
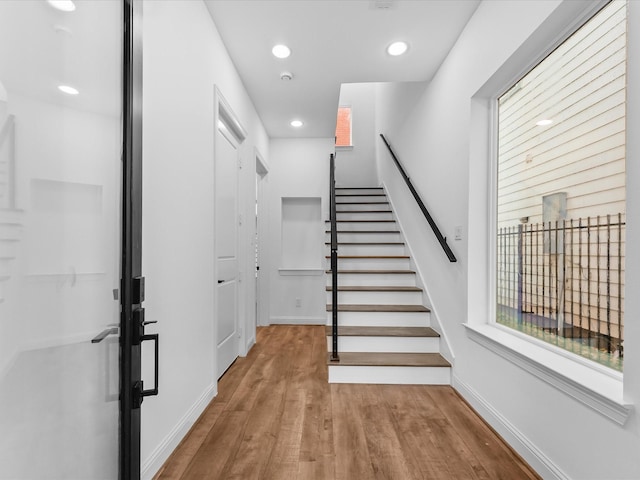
[336,212,394,221]
[326,290,422,305]
[326,221,397,231]
[329,244,406,256]
[336,195,387,203]
[336,188,384,195]
[328,311,430,327]
[327,232,401,243]
[328,273,415,287]
[328,365,451,385]
[326,336,439,353]
[326,258,410,270]
[336,203,389,212]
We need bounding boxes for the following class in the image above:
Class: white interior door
[216,122,239,378]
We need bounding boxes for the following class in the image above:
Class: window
[496,0,626,370]
[335,106,352,147]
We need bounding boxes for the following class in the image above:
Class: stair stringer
[382,180,455,367]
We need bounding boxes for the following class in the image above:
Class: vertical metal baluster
[519,223,524,326]
[535,223,540,325]
[578,218,583,343]
[618,213,623,359]
[587,216,592,347]
[549,220,562,344]
[496,227,502,318]
[562,219,567,340]
[570,219,575,342]
[527,225,533,320]
[541,222,547,324]
[596,216,602,359]
[512,226,516,317]
[499,227,503,314]
[596,216,602,363]
[606,214,611,354]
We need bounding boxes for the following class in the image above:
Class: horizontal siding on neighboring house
[497,0,626,227]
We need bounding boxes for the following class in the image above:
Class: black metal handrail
[379,134,457,262]
[329,153,339,361]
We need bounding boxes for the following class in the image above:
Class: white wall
[335,83,378,187]
[141,1,268,477]
[266,138,334,325]
[375,1,640,478]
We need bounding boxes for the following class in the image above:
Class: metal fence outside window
[497,214,625,369]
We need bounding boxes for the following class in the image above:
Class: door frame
[255,151,269,327]
[121,0,144,478]
[213,86,247,377]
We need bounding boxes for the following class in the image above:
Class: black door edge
[121,0,143,478]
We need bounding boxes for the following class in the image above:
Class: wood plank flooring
[154,325,540,480]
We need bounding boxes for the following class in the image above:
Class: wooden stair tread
[336,210,392,214]
[336,201,389,205]
[325,286,421,292]
[336,193,387,197]
[336,186,383,190]
[325,242,405,245]
[326,219,396,223]
[326,269,415,274]
[326,304,430,312]
[326,230,400,234]
[325,326,439,337]
[327,352,450,368]
[324,255,409,259]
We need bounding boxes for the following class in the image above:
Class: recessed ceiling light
[58,85,79,95]
[536,119,553,126]
[47,0,76,12]
[387,41,408,56]
[272,44,291,59]
[290,120,303,128]
[280,72,293,81]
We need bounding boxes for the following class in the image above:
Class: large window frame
[464,0,632,426]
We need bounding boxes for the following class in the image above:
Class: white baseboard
[142,383,217,480]
[269,316,325,325]
[453,374,569,480]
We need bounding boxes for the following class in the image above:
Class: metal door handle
[141,333,159,398]
[91,327,119,344]
[218,279,224,284]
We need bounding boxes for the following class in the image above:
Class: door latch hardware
[133,276,145,304]
[132,332,159,409]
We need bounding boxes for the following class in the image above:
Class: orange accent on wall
[335,107,352,146]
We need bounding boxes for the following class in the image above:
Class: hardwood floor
[154,325,540,480]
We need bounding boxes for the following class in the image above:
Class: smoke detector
[280,72,293,81]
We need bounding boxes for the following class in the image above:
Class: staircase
[325,186,451,384]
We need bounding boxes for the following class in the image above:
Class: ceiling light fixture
[280,72,293,81]
[272,44,291,59]
[58,85,79,95]
[47,0,76,12]
[536,119,553,126]
[290,120,303,128]
[387,41,408,56]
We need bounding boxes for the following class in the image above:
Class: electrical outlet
[295,298,301,307]
[454,226,463,241]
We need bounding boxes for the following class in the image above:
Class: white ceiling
[204,0,481,138]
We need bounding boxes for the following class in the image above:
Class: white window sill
[335,145,353,150]
[464,323,632,425]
